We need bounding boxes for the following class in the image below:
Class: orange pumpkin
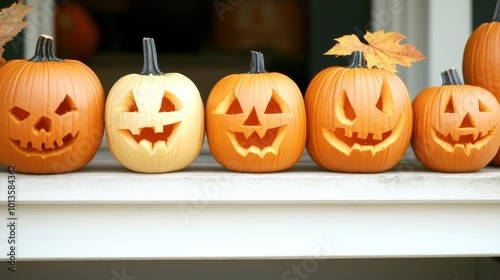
[412,68,500,172]
[463,0,500,165]
[0,35,104,174]
[305,51,413,173]
[206,51,306,172]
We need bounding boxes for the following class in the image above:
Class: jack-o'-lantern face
[116,89,183,152]
[105,38,204,173]
[105,73,205,174]
[0,34,104,174]
[411,73,500,172]
[8,95,79,156]
[305,57,413,173]
[214,89,290,158]
[322,77,406,156]
[205,51,306,173]
[430,94,496,153]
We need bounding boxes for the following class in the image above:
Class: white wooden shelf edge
[1,148,499,204]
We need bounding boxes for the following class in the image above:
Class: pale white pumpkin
[105,38,204,173]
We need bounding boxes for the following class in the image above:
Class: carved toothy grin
[227,126,286,158]
[120,123,180,151]
[432,126,495,154]
[322,114,405,156]
[10,132,79,157]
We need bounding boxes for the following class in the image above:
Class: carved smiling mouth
[10,132,79,157]
[322,114,404,156]
[227,126,286,158]
[120,123,180,151]
[432,126,495,153]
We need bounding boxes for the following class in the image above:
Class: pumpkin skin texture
[411,69,500,172]
[462,0,500,166]
[0,35,104,174]
[305,51,412,173]
[206,51,306,173]
[105,38,204,173]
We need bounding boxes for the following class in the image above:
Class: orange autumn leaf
[0,0,32,66]
[325,30,427,73]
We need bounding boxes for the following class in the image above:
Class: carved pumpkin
[412,68,500,172]
[105,38,204,173]
[305,51,412,173]
[206,51,306,172]
[0,35,104,174]
[463,0,500,166]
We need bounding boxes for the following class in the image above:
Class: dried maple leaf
[0,0,32,66]
[325,30,427,73]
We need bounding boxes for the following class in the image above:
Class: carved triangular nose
[459,113,476,128]
[34,116,52,133]
[243,107,261,126]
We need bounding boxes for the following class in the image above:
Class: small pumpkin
[305,50,413,173]
[0,34,104,174]
[205,51,306,172]
[463,0,500,166]
[105,37,204,173]
[411,68,500,172]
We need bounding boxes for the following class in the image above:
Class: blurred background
[1,0,496,103]
[1,1,500,279]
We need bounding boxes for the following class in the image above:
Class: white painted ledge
[1,146,500,261]
[4,148,500,205]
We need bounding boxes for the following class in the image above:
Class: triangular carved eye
[265,90,290,114]
[226,99,244,114]
[161,91,184,112]
[337,89,356,121]
[129,99,139,112]
[9,106,30,121]
[264,96,282,114]
[55,95,77,116]
[375,78,394,115]
[478,99,491,112]
[159,97,176,112]
[444,96,456,113]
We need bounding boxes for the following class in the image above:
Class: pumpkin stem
[493,0,500,22]
[441,68,464,86]
[140,37,164,76]
[347,50,368,69]
[29,35,63,62]
[248,51,267,74]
